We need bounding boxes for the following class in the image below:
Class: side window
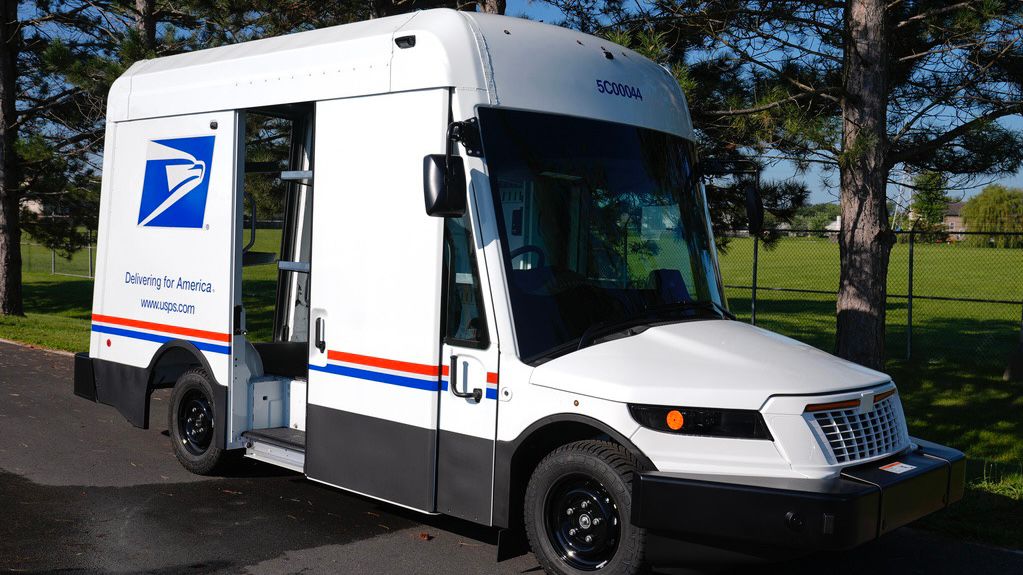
[443,214,489,348]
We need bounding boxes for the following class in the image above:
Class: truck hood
[529,320,889,410]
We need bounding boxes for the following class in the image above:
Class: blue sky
[506,1,1023,205]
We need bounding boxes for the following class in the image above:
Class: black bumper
[632,438,964,553]
[73,351,98,401]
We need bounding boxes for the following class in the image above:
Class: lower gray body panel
[305,404,437,512]
[437,429,494,524]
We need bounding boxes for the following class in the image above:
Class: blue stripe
[310,363,441,391]
[437,379,498,400]
[92,324,230,355]
[311,367,498,399]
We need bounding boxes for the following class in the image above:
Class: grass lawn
[2,232,1021,549]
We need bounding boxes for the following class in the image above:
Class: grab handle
[449,355,482,403]
[314,317,326,353]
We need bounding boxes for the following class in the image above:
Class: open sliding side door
[305,90,448,511]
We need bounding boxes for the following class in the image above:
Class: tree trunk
[480,0,506,14]
[136,0,157,53]
[0,0,23,316]
[836,0,891,370]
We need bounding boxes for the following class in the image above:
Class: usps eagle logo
[137,136,215,228]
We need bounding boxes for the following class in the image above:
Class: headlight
[628,404,773,440]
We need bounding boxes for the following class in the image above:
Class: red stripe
[328,350,440,377]
[440,366,496,382]
[327,351,498,382]
[92,313,231,342]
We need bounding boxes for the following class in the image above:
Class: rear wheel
[169,368,230,475]
[524,440,646,575]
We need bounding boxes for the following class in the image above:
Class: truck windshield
[478,107,727,364]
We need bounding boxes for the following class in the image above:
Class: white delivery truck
[73,9,964,574]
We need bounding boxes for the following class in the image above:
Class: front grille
[811,395,909,464]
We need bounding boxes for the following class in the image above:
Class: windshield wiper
[671,299,735,321]
[575,300,732,351]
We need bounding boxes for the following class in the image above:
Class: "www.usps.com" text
[140,298,196,315]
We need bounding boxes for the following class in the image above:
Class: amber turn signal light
[666,410,685,430]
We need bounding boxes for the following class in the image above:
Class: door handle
[449,355,482,403]
[315,317,326,353]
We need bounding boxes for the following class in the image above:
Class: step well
[243,427,306,472]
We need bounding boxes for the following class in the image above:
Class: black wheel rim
[177,388,213,456]
[544,473,621,571]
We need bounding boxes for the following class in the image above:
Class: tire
[168,368,230,475]
[524,440,646,575]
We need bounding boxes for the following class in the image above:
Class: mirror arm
[447,118,482,158]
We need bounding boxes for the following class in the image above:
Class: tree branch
[895,2,974,30]
[890,104,1023,166]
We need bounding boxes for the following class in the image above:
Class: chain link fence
[21,242,97,278]
[718,229,1023,364]
[19,228,1023,365]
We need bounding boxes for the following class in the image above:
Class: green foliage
[962,184,1023,247]
[911,172,951,228]
[908,171,952,243]
[16,135,99,258]
[790,202,840,231]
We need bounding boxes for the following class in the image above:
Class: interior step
[243,427,306,472]
[244,427,306,450]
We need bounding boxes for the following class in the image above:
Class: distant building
[944,201,966,239]
[825,216,841,232]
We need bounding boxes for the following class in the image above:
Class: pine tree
[545,0,1023,369]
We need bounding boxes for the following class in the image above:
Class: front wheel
[168,368,231,475]
[524,440,646,575]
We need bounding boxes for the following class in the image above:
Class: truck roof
[108,9,692,139]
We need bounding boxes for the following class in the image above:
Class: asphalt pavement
[1,340,1021,574]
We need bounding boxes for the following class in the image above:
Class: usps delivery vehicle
[73,9,964,573]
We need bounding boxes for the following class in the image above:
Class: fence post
[88,244,94,278]
[751,234,759,325]
[50,249,55,275]
[907,230,914,359]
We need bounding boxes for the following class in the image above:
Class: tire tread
[524,439,646,575]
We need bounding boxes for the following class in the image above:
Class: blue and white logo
[137,136,215,228]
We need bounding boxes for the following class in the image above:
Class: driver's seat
[649,269,690,303]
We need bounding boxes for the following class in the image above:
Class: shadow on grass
[916,461,1023,550]
[22,277,94,319]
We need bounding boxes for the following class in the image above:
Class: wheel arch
[147,340,219,389]
[493,413,655,529]
[148,340,228,449]
[90,340,228,449]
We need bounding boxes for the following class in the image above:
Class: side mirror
[744,181,764,235]
[423,154,466,217]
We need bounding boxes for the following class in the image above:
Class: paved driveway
[1,341,1020,574]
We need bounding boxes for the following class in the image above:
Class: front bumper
[632,438,964,554]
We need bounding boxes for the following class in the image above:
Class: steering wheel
[510,245,546,269]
